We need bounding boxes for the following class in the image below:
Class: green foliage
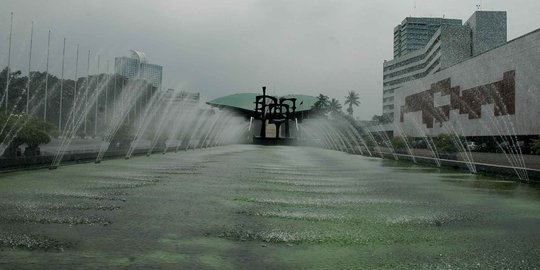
[1,67,158,134]
[112,123,135,145]
[434,134,458,153]
[328,98,343,118]
[328,98,342,112]
[0,113,54,149]
[344,91,360,116]
[363,136,375,148]
[371,114,392,124]
[531,136,540,155]
[391,136,407,150]
[311,94,330,116]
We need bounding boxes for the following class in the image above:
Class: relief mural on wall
[400,70,515,128]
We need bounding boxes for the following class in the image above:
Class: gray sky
[1,0,539,119]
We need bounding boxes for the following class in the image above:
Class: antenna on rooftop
[413,1,417,17]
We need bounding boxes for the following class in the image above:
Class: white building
[115,50,163,90]
[383,11,507,122]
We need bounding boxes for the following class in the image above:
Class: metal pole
[73,44,79,114]
[113,68,117,118]
[84,50,90,135]
[59,37,65,133]
[44,30,50,121]
[26,21,33,114]
[5,12,13,113]
[95,54,100,137]
[105,60,109,124]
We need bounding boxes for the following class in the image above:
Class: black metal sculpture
[254,86,297,139]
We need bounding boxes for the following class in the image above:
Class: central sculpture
[254,86,297,140]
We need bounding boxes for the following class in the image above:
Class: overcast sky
[1,0,539,119]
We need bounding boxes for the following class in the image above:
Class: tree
[434,134,458,153]
[0,113,55,157]
[1,68,27,113]
[344,91,360,117]
[328,98,343,116]
[111,123,134,149]
[531,136,540,155]
[311,94,330,116]
[371,114,392,125]
[391,136,407,150]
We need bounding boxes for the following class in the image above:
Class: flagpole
[26,21,33,114]
[59,37,65,133]
[105,60,109,125]
[73,44,79,117]
[84,50,90,135]
[95,54,100,137]
[5,12,13,113]
[44,30,50,120]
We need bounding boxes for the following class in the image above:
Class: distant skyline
[1,0,540,119]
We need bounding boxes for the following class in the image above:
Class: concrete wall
[394,29,540,137]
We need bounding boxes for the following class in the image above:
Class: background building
[393,26,540,145]
[393,17,462,58]
[383,11,507,123]
[115,50,163,91]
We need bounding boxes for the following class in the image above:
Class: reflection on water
[1,145,540,269]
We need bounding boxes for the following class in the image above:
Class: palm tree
[344,91,360,116]
[312,94,330,115]
[328,98,342,115]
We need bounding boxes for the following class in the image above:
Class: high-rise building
[115,50,163,90]
[393,17,462,58]
[382,11,507,123]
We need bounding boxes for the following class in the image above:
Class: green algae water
[1,145,540,269]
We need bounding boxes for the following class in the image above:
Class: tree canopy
[344,91,360,116]
[328,98,342,115]
[311,94,330,116]
[0,113,55,150]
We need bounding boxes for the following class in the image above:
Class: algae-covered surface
[1,145,540,269]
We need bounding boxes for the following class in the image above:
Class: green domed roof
[207,93,259,112]
[207,93,317,112]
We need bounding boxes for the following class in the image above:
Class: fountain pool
[1,145,540,269]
